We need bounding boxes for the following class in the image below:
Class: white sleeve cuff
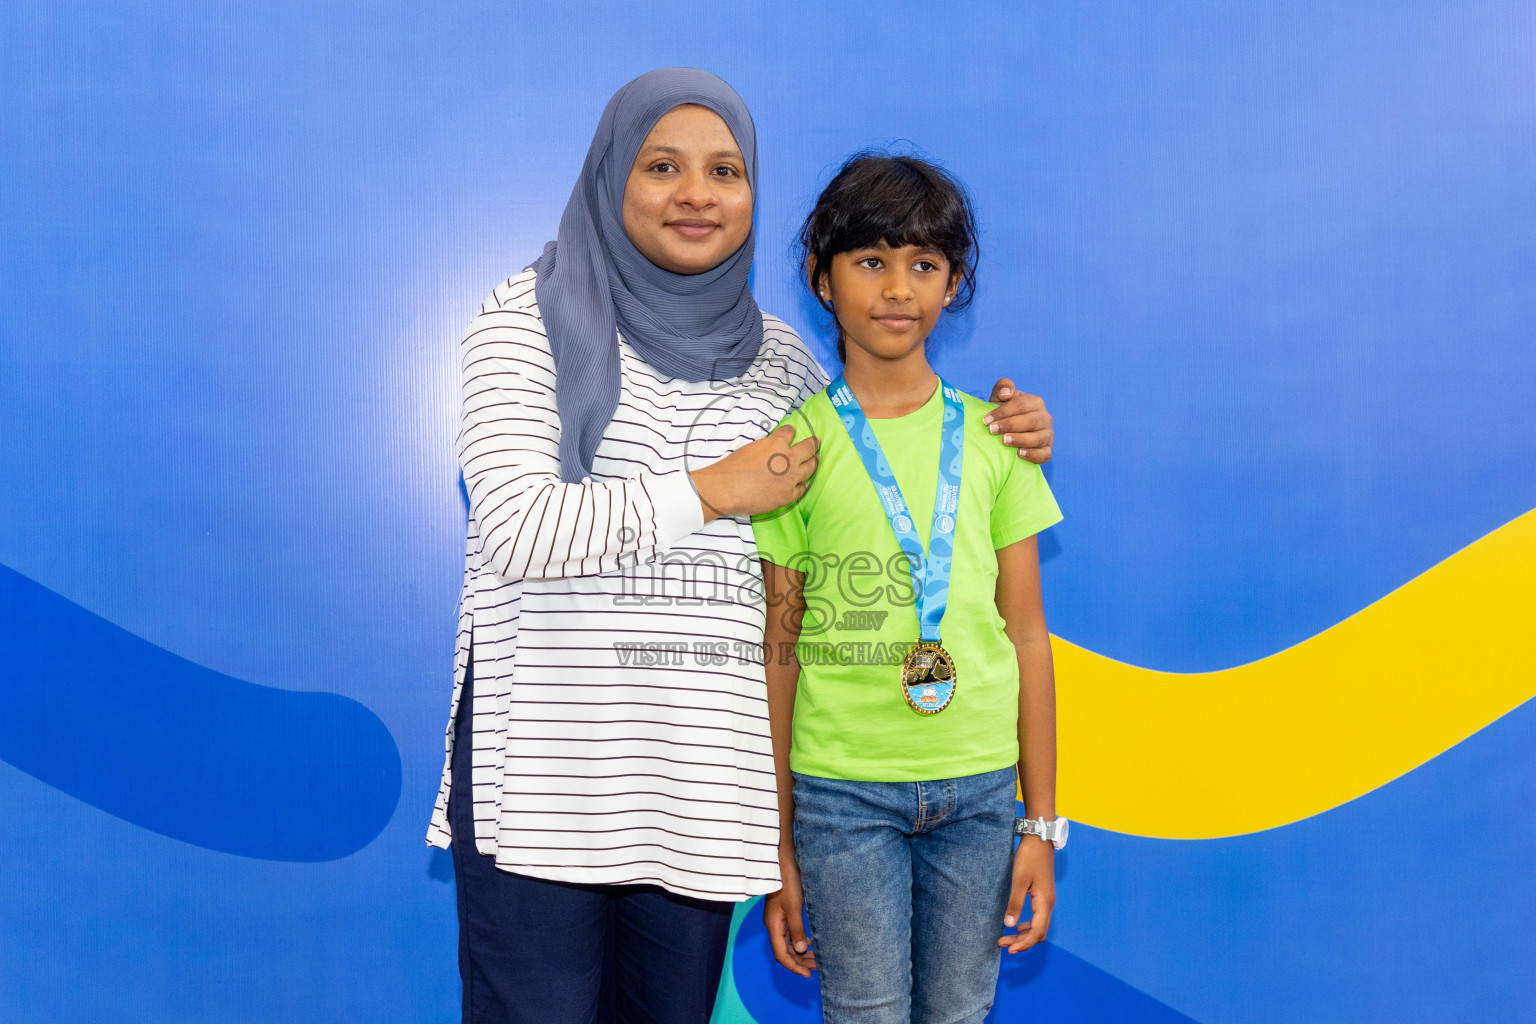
[649,470,706,550]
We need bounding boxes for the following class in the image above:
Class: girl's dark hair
[798,151,979,361]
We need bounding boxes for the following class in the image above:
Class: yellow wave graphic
[1053,508,1536,839]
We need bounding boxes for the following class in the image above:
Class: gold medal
[901,639,957,715]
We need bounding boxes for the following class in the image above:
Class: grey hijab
[530,68,763,482]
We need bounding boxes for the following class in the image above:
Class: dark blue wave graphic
[732,902,1200,1024]
[0,564,401,861]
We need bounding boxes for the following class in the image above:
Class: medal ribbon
[828,375,965,644]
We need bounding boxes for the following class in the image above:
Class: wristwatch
[1014,815,1069,850]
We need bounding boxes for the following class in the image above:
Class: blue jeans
[792,766,1017,1024]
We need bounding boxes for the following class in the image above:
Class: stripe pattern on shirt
[426,268,827,901]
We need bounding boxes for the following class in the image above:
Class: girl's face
[622,104,752,275]
[819,242,959,362]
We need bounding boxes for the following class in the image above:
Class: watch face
[1055,818,1070,849]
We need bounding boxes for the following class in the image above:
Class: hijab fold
[530,68,763,482]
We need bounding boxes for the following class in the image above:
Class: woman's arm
[760,558,817,977]
[994,534,1058,954]
[459,283,815,580]
[985,379,1055,464]
[459,291,696,580]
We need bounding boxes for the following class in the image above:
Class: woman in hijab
[425,68,1056,1024]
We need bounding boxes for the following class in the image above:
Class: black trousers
[449,653,735,1024]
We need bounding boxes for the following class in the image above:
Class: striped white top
[426,268,827,901]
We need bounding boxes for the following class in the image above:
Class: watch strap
[1014,815,1069,849]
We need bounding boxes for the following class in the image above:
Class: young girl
[753,153,1067,1024]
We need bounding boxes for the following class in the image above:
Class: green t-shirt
[752,381,1062,782]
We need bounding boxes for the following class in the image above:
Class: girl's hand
[763,851,816,977]
[984,379,1054,464]
[1000,838,1056,953]
[692,424,819,521]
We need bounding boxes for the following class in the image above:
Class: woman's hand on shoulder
[764,852,816,977]
[692,424,818,522]
[984,379,1054,464]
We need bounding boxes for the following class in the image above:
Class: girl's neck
[841,347,938,419]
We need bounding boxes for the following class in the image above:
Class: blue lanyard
[828,375,965,644]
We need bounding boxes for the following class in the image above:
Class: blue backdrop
[2,3,1533,1022]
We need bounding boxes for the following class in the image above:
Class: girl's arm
[761,558,817,977]
[994,534,1058,954]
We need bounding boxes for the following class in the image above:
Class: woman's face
[622,104,752,275]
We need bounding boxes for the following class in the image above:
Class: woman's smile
[667,217,721,240]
